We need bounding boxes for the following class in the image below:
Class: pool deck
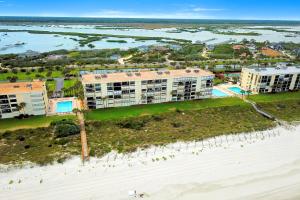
[47,97,82,116]
[218,84,245,97]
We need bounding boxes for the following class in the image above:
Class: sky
[0,0,300,20]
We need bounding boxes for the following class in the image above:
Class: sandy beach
[1,125,300,200]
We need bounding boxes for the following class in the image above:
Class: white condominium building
[240,66,300,94]
[81,69,214,109]
[0,81,49,119]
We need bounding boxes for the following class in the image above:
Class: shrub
[54,138,70,145]
[171,122,183,128]
[152,115,164,121]
[51,119,74,126]
[1,131,12,139]
[54,124,80,138]
[16,135,25,142]
[117,119,148,130]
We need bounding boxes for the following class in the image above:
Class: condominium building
[0,81,49,119]
[81,69,214,109]
[240,66,300,93]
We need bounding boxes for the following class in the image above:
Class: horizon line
[0,15,300,22]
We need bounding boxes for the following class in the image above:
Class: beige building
[0,81,49,119]
[240,66,300,93]
[81,69,214,109]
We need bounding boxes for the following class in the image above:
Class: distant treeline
[1,16,300,26]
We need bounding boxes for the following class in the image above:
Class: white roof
[245,66,300,76]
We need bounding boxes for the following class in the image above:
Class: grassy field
[0,71,63,81]
[0,115,76,132]
[64,79,77,89]
[46,80,56,91]
[249,91,300,102]
[86,105,275,156]
[249,92,300,122]
[85,97,247,121]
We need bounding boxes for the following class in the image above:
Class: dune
[0,125,300,200]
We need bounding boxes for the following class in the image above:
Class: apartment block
[81,69,214,109]
[0,81,48,119]
[240,66,300,93]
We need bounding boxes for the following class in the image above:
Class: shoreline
[1,125,300,199]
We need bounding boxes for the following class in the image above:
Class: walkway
[77,112,89,162]
[53,78,64,98]
[244,99,275,120]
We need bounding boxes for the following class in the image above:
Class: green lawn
[46,80,56,91]
[249,91,300,103]
[0,115,76,132]
[64,79,77,89]
[0,71,63,81]
[85,97,247,121]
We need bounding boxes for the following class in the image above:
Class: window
[130,81,135,86]
[122,82,129,86]
[113,82,121,87]
[0,95,8,99]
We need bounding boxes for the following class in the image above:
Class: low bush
[54,124,80,138]
[117,118,148,130]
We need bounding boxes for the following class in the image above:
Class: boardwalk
[77,112,89,162]
[245,99,275,120]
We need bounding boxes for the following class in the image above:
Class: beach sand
[1,125,300,200]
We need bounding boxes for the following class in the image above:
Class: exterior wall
[0,89,48,119]
[240,68,300,94]
[83,75,214,109]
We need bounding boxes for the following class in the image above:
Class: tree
[72,108,81,114]
[7,76,18,82]
[195,91,202,99]
[240,90,246,97]
[246,90,252,97]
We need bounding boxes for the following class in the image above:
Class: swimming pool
[56,101,73,113]
[228,87,249,95]
[212,89,229,97]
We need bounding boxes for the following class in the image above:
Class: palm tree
[240,90,246,97]
[195,91,202,99]
[246,89,252,97]
[17,102,26,115]
[72,108,80,114]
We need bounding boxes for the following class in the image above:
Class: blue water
[228,87,249,95]
[56,101,73,113]
[212,89,229,97]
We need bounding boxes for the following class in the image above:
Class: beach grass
[0,126,81,165]
[86,105,275,156]
[249,91,300,122]
[0,115,76,132]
